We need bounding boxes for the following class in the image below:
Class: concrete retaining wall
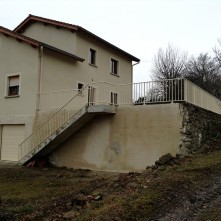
[50,103,183,171]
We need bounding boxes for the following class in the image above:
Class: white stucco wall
[41,50,81,92]
[39,38,133,109]
[50,103,182,172]
[75,32,132,85]
[22,22,77,55]
[0,33,39,137]
[22,22,133,89]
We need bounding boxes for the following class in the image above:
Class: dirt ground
[1,149,221,221]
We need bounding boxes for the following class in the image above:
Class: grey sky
[1,0,221,82]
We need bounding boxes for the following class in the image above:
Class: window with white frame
[111,58,118,75]
[7,75,20,97]
[89,48,96,66]
[110,92,118,105]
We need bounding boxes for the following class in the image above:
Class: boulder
[63,210,79,219]
[156,153,174,166]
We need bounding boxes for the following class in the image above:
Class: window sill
[89,63,97,68]
[110,72,119,77]
[5,95,20,98]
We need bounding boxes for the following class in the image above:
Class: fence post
[171,79,174,102]
[143,83,145,105]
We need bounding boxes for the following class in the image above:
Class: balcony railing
[37,78,221,115]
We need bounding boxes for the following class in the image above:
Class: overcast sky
[1,0,221,82]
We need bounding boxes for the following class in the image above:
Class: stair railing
[18,84,91,161]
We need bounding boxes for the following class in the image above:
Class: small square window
[77,82,84,95]
[110,92,118,105]
[89,48,96,65]
[111,58,118,75]
[7,75,20,96]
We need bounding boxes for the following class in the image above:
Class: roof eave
[42,43,85,62]
[78,27,140,62]
[0,26,84,62]
[0,26,40,47]
[14,15,140,62]
[14,14,78,33]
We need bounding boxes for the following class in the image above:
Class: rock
[158,165,167,171]
[179,147,190,157]
[86,195,94,200]
[93,193,103,201]
[127,182,139,189]
[182,142,192,149]
[182,137,192,142]
[72,193,87,207]
[172,158,181,165]
[156,153,174,166]
[151,165,158,170]
[145,167,153,173]
[63,210,79,219]
[66,201,72,207]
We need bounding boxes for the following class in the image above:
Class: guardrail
[36,78,221,115]
[131,78,184,104]
[19,84,92,161]
[184,79,221,115]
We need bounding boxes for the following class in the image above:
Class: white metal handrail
[36,78,221,115]
[184,79,221,114]
[19,84,92,161]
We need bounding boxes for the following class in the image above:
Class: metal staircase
[18,85,116,165]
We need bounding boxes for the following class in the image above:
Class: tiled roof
[0,26,84,62]
[14,14,140,62]
[0,26,39,47]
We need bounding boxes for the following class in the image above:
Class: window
[110,92,118,105]
[89,48,96,66]
[111,58,118,75]
[77,82,84,95]
[7,75,20,97]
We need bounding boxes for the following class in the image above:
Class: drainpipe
[37,45,44,111]
[39,46,44,93]
[132,61,140,81]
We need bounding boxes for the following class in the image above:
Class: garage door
[1,125,25,161]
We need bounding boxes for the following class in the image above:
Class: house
[2,15,219,172]
[0,15,140,165]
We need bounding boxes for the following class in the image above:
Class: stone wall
[179,103,221,155]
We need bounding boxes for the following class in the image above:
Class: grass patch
[0,150,221,220]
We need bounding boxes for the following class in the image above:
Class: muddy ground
[1,149,221,220]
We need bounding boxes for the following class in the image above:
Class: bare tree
[152,44,187,80]
[185,53,221,98]
[214,38,221,67]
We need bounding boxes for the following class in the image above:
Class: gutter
[132,61,140,66]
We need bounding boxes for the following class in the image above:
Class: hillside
[1,147,221,220]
